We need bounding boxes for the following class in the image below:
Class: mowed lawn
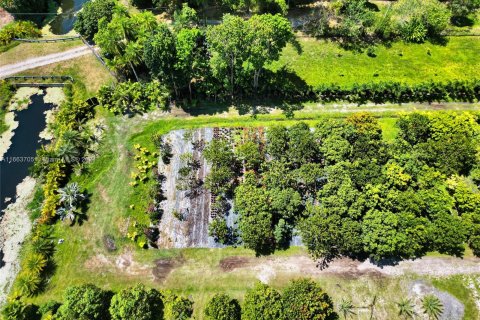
[271,36,480,87]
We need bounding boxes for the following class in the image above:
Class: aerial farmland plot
[1,0,480,319]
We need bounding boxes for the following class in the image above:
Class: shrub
[38,300,61,317]
[242,282,283,320]
[109,284,164,320]
[391,0,451,42]
[204,293,241,320]
[0,21,41,46]
[164,293,194,320]
[56,284,111,320]
[281,278,336,320]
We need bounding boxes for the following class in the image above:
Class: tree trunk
[129,62,140,82]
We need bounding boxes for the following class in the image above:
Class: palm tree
[422,294,443,320]
[338,299,356,319]
[56,207,76,222]
[397,298,416,319]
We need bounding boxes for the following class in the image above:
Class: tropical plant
[422,294,443,320]
[16,271,42,296]
[397,298,416,319]
[23,253,47,274]
[56,284,111,320]
[338,298,356,319]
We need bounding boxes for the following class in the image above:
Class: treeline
[203,112,480,261]
[76,0,298,102]
[1,279,336,320]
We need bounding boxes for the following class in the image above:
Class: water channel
[49,0,89,35]
[0,91,54,214]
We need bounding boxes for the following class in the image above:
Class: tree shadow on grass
[178,68,312,118]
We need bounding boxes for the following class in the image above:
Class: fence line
[13,36,81,43]
[80,37,118,81]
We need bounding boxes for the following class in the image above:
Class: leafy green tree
[266,126,289,161]
[273,218,291,249]
[448,0,480,24]
[396,113,431,145]
[144,23,177,89]
[56,284,111,320]
[396,298,416,319]
[282,278,336,320]
[422,294,443,320]
[173,4,199,31]
[286,122,319,167]
[204,139,236,168]
[242,283,283,320]
[269,188,302,220]
[246,14,295,91]
[164,294,193,320]
[74,0,117,40]
[336,0,376,49]
[208,217,231,244]
[204,293,241,320]
[430,212,468,256]
[236,140,264,171]
[109,284,163,320]
[95,11,158,80]
[206,14,249,99]
[175,27,205,99]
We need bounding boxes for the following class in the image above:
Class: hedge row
[312,79,480,105]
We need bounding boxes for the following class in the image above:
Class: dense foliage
[204,112,480,261]
[0,0,48,13]
[204,293,241,320]
[74,0,117,40]
[56,284,111,320]
[109,285,164,320]
[0,21,41,46]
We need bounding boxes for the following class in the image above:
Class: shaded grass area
[0,40,84,66]
[270,36,480,88]
[21,109,480,319]
[14,54,115,100]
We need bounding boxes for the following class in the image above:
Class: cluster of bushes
[1,279,336,320]
[98,81,169,114]
[0,0,49,14]
[304,0,479,49]
[0,21,41,47]
[204,112,480,261]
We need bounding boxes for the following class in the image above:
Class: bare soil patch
[152,256,184,282]
[219,256,252,272]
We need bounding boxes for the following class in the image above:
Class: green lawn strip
[270,36,480,88]
[431,275,480,319]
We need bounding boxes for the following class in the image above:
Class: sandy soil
[0,176,36,305]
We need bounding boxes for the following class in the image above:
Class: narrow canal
[49,0,89,34]
[0,91,54,214]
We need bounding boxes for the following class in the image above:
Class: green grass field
[271,36,480,88]
[17,107,479,319]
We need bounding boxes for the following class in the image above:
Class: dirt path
[0,46,91,78]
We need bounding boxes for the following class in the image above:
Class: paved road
[0,46,91,78]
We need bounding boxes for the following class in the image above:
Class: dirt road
[0,46,92,78]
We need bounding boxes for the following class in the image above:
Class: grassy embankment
[18,107,479,319]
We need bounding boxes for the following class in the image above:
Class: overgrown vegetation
[201,112,480,262]
[0,81,14,134]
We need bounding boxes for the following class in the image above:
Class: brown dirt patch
[152,256,184,282]
[0,8,13,27]
[219,256,251,272]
